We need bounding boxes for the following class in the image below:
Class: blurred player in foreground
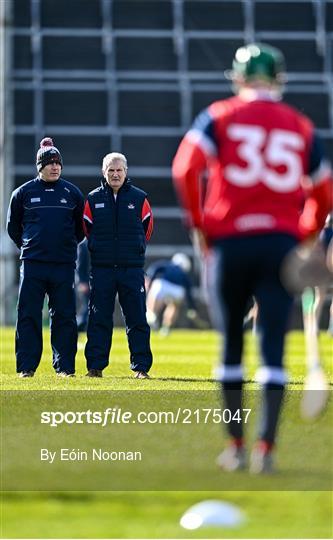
[301,213,332,418]
[173,43,332,473]
[146,253,207,335]
[302,214,333,339]
[311,214,333,335]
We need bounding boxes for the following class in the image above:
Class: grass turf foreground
[1,327,332,539]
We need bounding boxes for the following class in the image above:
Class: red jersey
[173,92,332,241]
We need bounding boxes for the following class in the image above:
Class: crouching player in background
[173,43,332,473]
[146,253,207,335]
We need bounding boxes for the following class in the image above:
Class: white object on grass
[180,500,245,530]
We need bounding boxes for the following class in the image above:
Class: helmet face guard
[229,43,286,84]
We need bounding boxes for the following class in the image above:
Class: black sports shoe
[19,371,35,378]
[86,369,103,378]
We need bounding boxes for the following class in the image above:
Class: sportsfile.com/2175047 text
[40,408,252,427]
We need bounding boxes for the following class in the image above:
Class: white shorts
[149,279,185,304]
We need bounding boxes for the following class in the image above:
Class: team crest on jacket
[128,203,135,209]
[60,198,67,203]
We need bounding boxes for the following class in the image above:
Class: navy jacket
[7,177,84,264]
[83,178,153,267]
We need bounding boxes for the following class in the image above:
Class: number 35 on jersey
[225,124,304,193]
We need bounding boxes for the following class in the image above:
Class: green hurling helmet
[231,43,286,83]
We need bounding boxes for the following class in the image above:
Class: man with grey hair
[83,152,153,378]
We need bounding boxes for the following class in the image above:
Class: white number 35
[225,124,304,192]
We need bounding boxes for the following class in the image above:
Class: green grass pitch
[1,326,332,539]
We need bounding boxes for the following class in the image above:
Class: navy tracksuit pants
[208,233,297,444]
[16,260,77,374]
[209,233,297,377]
[85,266,153,373]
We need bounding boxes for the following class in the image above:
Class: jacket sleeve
[172,108,216,229]
[172,132,208,229]
[141,198,153,241]
[74,189,85,243]
[6,189,24,249]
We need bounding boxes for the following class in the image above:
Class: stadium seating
[10,0,333,277]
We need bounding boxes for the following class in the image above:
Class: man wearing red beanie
[7,137,85,377]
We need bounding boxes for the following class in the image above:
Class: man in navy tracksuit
[83,152,153,379]
[7,137,84,377]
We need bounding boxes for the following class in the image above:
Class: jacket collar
[101,177,131,193]
[37,176,62,187]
